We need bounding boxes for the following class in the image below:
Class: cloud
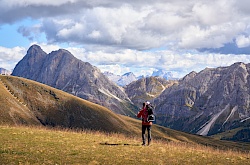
[0,0,150,24]
[192,0,235,26]
[18,24,42,41]
[35,42,60,53]
[2,0,249,52]
[2,0,250,78]
[52,45,250,78]
[0,46,26,70]
[236,35,250,48]
[97,64,131,76]
[37,5,162,50]
[235,0,250,15]
[179,22,245,49]
[95,50,250,78]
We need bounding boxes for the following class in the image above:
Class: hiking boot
[142,143,146,146]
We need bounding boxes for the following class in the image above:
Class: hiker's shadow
[100,142,140,146]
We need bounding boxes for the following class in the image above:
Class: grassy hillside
[0,125,249,165]
[212,127,250,142]
[0,75,133,133]
[0,75,250,154]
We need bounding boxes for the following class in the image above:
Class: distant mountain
[103,72,121,83]
[153,62,250,139]
[12,45,137,116]
[125,76,178,108]
[0,68,11,75]
[104,70,178,87]
[152,69,176,80]
[104,71,137,86]
[119,72,137,86]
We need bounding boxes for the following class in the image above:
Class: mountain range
[10,44,250,142]
[104,70,176,87]
[153,62,250,141]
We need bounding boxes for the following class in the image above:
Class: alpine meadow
[0,75,249,164]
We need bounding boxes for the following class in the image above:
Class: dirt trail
[0,77,27,107]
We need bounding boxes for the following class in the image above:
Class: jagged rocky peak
[50,48,74,58]
[12,45,136,116]
[25,44,47,60]
[26,44,41,54]
[181,71,197,82]
[12,44,47,79]
[232,61,246,67]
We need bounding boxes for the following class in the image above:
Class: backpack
[147,104,155,122]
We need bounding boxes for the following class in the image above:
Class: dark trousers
[142,125,151,144]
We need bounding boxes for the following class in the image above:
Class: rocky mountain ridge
[153,62,250,138]
[125,76,178,108]
[12,45,136,116]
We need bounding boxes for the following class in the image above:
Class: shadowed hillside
[0,75,132,133]
[0,75,250,152]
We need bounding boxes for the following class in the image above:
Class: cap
[146,101,150,105]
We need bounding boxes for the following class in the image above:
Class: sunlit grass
[1,125,249,165]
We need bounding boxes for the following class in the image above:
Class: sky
[1,0,250,78]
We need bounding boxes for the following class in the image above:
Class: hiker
[137,101,154,146]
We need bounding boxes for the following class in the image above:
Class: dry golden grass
[0,75,134,133]
[0,125,249,165]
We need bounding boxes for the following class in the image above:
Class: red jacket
[137,108,152,126]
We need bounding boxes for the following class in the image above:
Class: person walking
[137,101,153,146]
